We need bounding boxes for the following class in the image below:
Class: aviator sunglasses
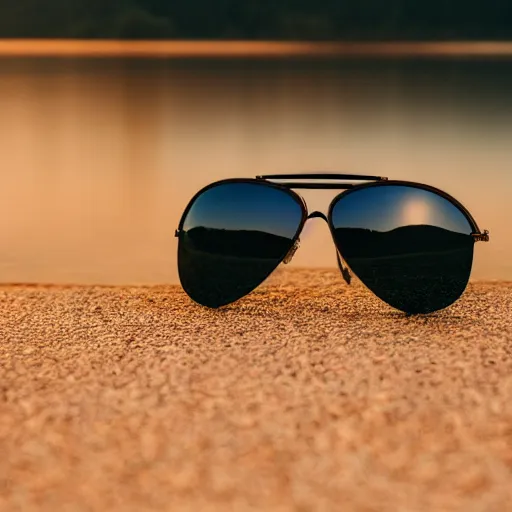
[175,174,490,314]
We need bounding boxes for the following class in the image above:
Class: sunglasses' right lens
[178,181,304,308]
[330,184,475,314]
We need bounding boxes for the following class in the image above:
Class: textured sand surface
[1,269,512,511]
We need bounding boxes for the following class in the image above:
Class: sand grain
[1,269,512,511]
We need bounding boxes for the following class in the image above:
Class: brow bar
[257,173,388,181]
[264,182,358,189]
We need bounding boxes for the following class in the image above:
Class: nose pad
[336,251,352,285]
[283,238,300,264]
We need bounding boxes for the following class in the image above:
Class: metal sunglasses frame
[175,172,489,244]
[175,173,489,290]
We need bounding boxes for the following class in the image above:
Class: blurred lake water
[1,55,510,284]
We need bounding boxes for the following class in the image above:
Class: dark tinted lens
[178,182,304,307]
[330,185,474,313]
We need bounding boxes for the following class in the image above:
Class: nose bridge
[307,211,329,224]
[305,210,352,285]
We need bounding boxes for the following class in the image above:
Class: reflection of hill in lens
[186,226,293,259]
[334,225,472,258]
[178,226,295,308]
[334,225,474,314]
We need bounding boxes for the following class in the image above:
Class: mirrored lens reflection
[330,185,475,313]
[178,182,304,307]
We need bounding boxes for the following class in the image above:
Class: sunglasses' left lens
[178,181,304,307]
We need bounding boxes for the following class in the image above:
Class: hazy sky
[0,58,508,284]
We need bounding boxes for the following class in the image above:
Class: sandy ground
[1,268,512,512]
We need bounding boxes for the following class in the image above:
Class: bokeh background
[1,1,510,284]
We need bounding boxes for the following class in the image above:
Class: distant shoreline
[1,40,512,59]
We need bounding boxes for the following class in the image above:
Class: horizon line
[1,39,512,58]
[0,273,509,288]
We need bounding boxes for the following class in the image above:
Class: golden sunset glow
[1,41,512,58]
[401,199,432,225]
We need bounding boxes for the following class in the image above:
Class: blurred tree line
[1,0,511,39]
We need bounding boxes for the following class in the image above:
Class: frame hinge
[174,229,181,237]
[283,239,300,264]
[472,230,490,242]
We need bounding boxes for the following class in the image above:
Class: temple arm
[472,230,490,242]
